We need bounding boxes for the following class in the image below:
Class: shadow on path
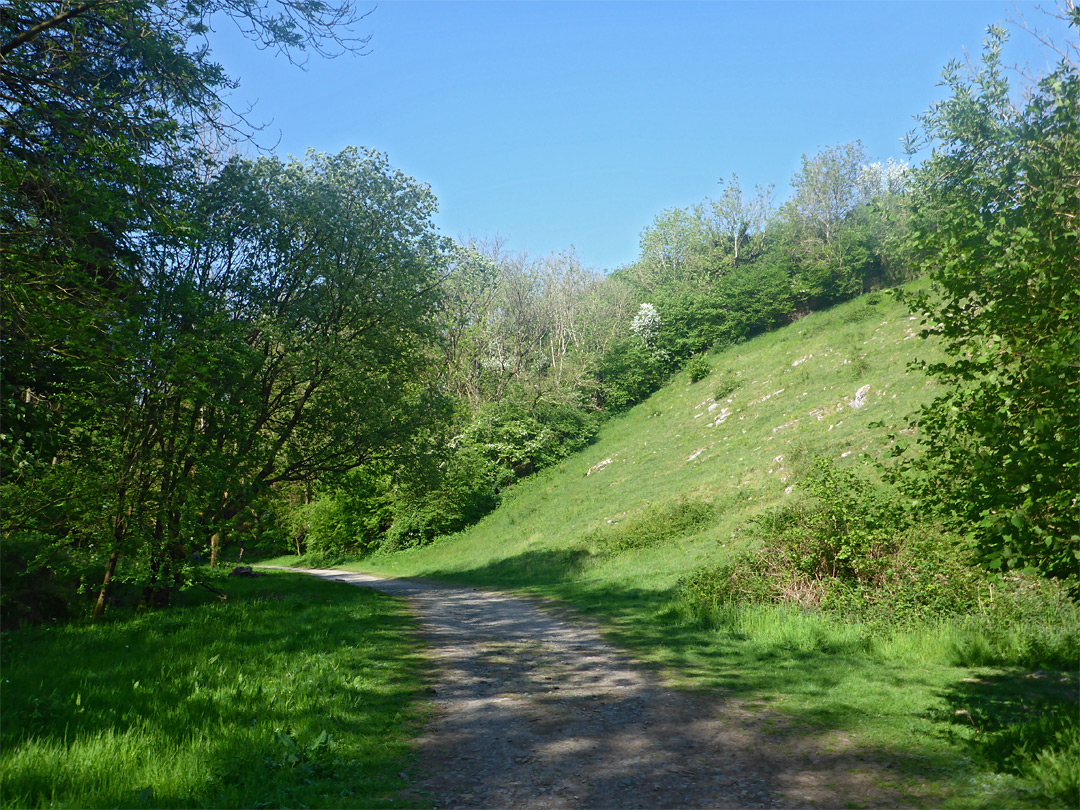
[281,567,931,809]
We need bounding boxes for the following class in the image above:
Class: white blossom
[630,303,661,346]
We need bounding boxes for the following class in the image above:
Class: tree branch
[1,0,112,57]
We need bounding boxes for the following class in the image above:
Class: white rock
[850,384,872,409]
[587,458,613,476]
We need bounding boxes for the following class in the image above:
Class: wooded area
[1,1,1077,627]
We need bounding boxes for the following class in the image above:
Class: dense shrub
[595,336,671,412]
[679,459,991,624]
[461,401,600,478]
[383,400,601,549]
[656,292,737,361]
[0,535,82,629]
[753,459,909,585]
[712,370,740,401]
[383,444,504,550]
[293,466,394,557]
[719,257,798,340]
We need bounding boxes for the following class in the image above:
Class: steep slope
[367,285,942,597]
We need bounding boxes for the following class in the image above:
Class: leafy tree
[900,17,1079,583]
[783,141,874,305]
[1,0,377,618]
[708,174,774,270]
[631,205,714,293]
[789,141,868,247]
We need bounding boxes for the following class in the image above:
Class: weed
[712,370,740,400]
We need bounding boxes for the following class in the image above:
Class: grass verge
[1,570,428,809]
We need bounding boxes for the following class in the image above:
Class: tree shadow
[0,572,427,809]
[930,668,1078,805]
[339,552,962,807]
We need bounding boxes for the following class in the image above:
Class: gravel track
[285,567,912,809]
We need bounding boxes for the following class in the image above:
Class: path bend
[276,566,909,809]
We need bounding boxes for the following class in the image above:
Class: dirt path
[287,567,911,809]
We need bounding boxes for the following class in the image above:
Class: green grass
[0,570,429,809]
[325,285,1078,808]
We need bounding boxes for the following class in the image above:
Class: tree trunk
[92,550,119,622]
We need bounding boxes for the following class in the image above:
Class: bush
[686,355,711,383]
[294,466,394,557]
[0,534,83,629]
[383,444,503,550]
[678,459,1006,626]
[752,458,908,586]
[588,497,715,553]
[596,336,671,411]
[460,401,600,478]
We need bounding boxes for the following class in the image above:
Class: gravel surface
[286,567,915,809]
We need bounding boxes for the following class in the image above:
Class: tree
[708,174,774,270]
[783,142,867,304]
[899,14,1079,583]
[632,206,713,293]
[1,0,374,619]
[789,142,867,247]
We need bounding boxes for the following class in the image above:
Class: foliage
[0,0,387,619]
[629,302,662,346]
[594,334,671,411]
[757,458,909,585]
[676,459,997,624]
[685,355,711,383]
[296,467,394,557]
[715,256,796,340]
[587,497,715,553]
[1,145,449,617]
[898,18,1080,583]
[712,370,740,401]
[460,400,600,479]
[783,142,883,306]
[383,444,504,550]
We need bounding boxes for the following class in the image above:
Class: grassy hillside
[344,284,1077,809]
[364,286,942,596]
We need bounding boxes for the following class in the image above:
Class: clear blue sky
[207,1,1070,271]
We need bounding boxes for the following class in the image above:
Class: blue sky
[207,1,1069,271]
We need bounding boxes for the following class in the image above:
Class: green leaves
[901,19,1080,585]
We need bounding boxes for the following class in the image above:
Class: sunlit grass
[336,285,1076,808]
[0,571,429,809]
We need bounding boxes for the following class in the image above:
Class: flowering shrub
[630,303,661,346]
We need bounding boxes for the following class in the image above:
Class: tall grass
[1,571,428,809]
